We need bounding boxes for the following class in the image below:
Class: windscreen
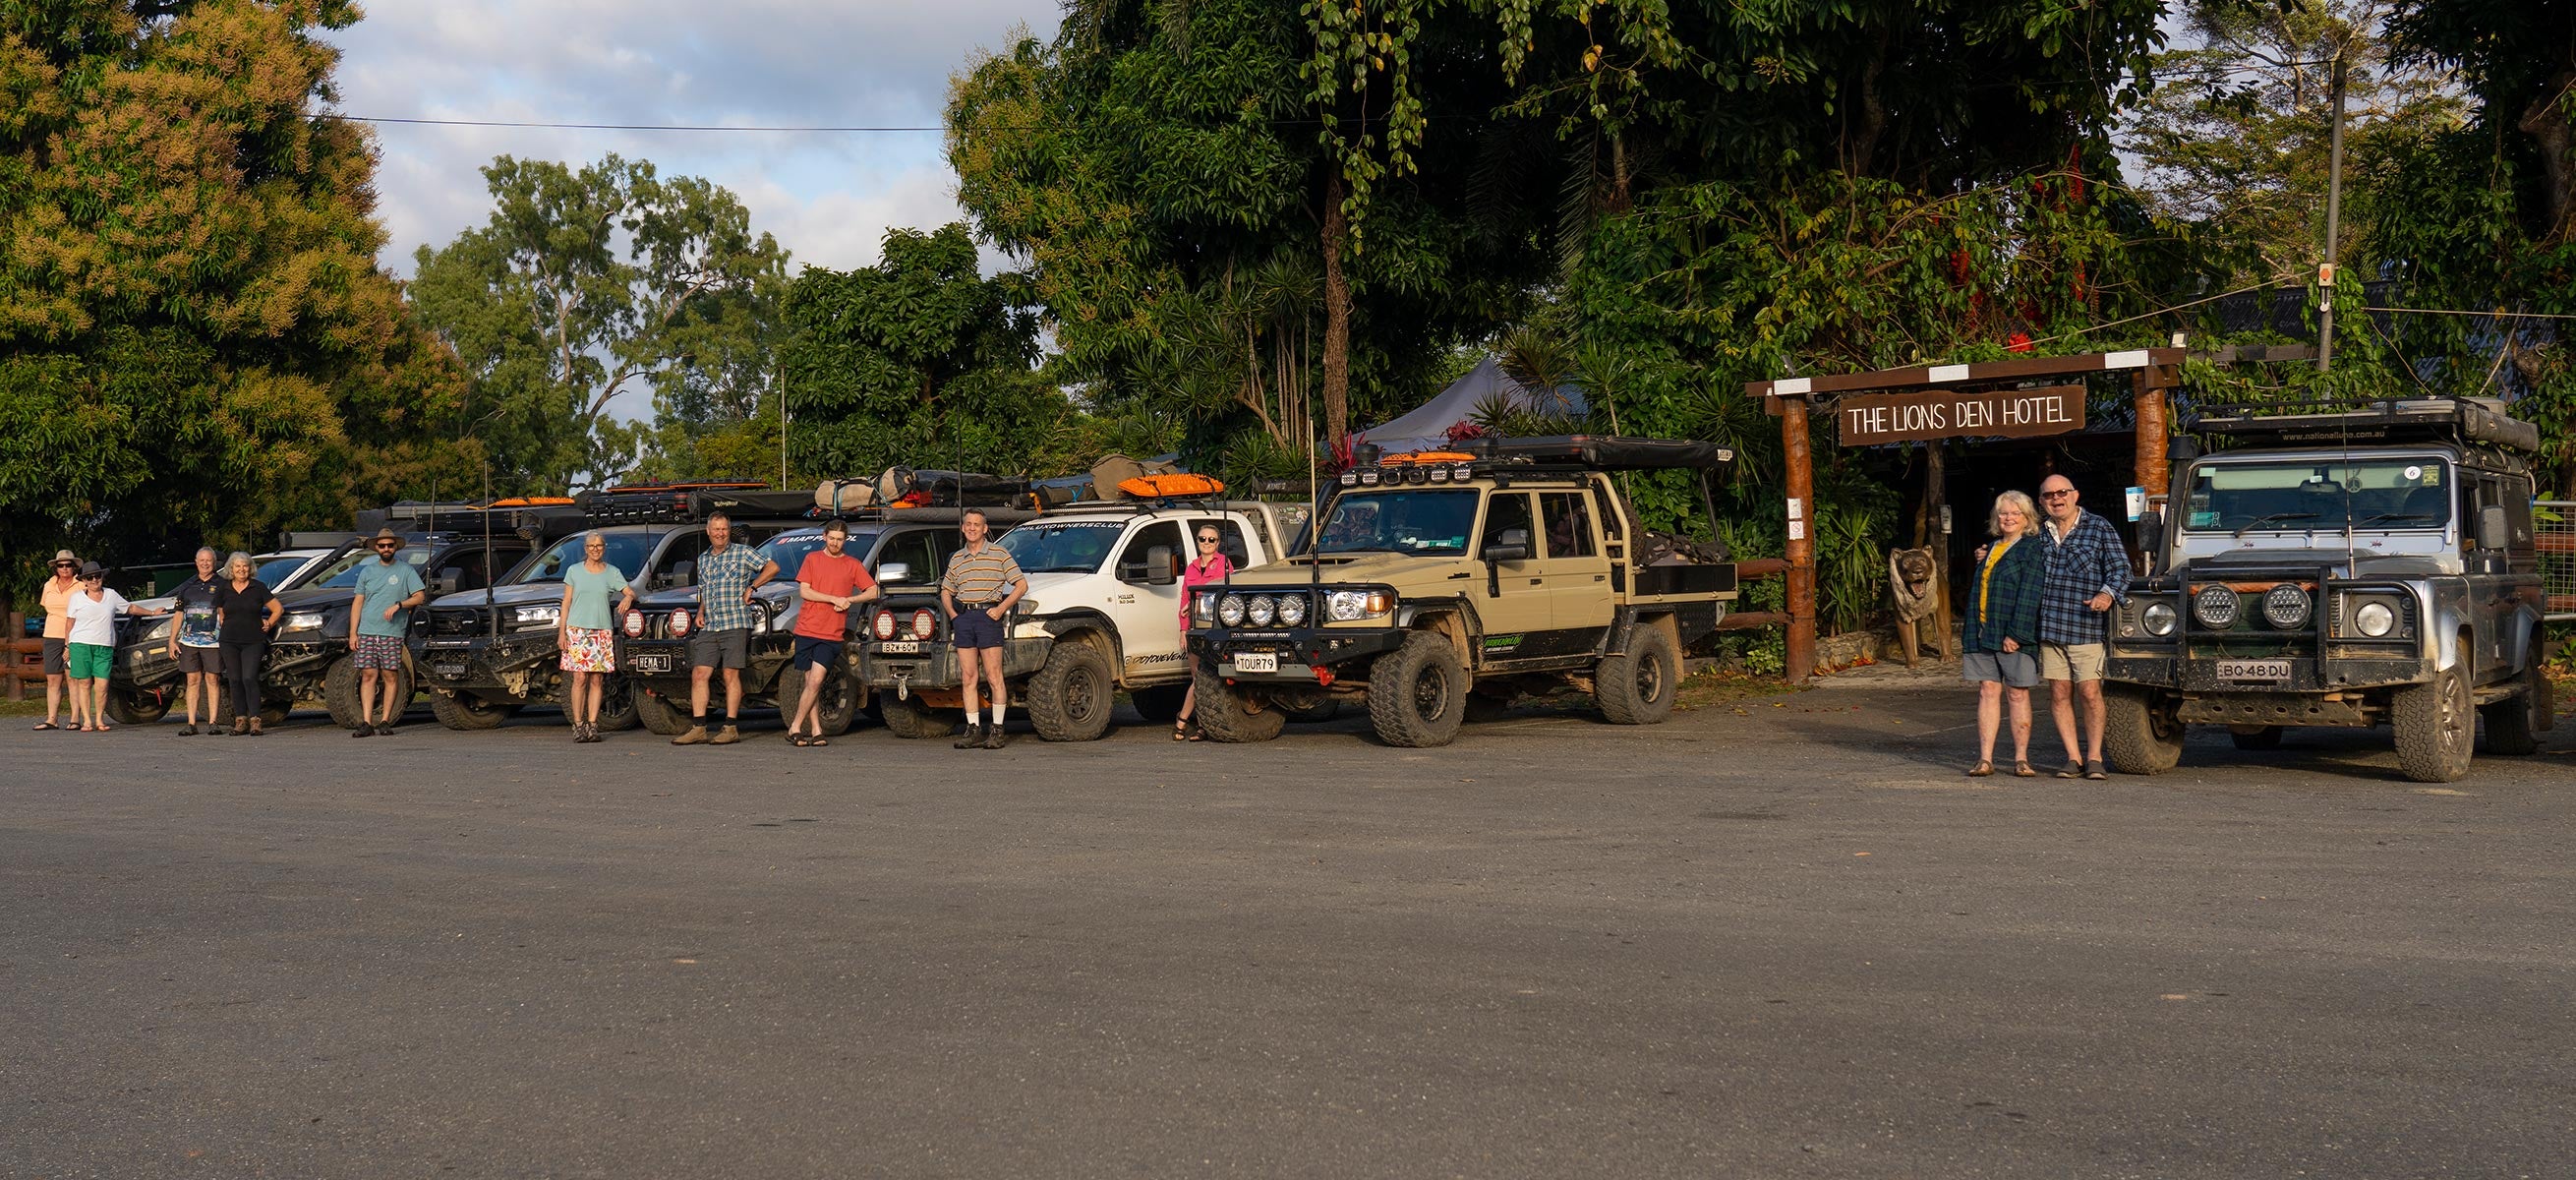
[1317,491,1480,556]
[311,546,435,588]
[2183,458,2451,533]
[517,533,657,583]
[256,554,313,587]
[999,520,1124,573]
[757,532,874,583]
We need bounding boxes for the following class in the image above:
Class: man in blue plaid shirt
[673,512,779,746]
[2036,476,2133,779]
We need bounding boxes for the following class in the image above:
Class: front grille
[424,609,489,637]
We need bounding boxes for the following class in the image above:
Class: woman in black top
[213,552,284,735]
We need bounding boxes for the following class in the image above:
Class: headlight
[2141,601,2176,637]
[144,618,175,643]
[669,609,692,638]
[1325,589,1395,621]
[1217,594,1246,626]
[1193,592,1217,624]
[2261,584,2311,630]
[910,608,937,639]
[872,610,898,640]
[511,605,559,630]
[1276,593,1308,625]
[2192,585,2238,629]
[2355,601,2395,637]
[283,611,326,632]
[620,612,645,638]
[1247,595,1276,626]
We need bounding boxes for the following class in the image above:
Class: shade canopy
[1359,357,1587,452]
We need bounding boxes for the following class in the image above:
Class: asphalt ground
[5,688,2572,1179]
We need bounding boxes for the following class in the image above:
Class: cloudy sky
[324,0,1062,277]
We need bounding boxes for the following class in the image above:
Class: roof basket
[577,483,817,525]
[2197,397,2539,453]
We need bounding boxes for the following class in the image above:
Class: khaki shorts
[2040,642,2106,682]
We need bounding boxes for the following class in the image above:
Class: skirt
[559,626,615,674]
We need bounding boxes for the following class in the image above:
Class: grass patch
[1673,669,1806,712]
[0,696,50,717]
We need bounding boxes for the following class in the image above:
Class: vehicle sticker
[2403,465,2422,481]
[1484,634,1523,652]
[2191,511,2219,528]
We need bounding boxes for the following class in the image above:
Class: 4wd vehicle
[411,486,813,732]
[618,509,1031,738]
[1187,436,1738,747]
[855,500,1304,740]
[2103,398,2553,783]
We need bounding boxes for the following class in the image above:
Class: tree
[408,154,790,492]
[0,0,467,600]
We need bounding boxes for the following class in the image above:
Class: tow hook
[895,673,911,702]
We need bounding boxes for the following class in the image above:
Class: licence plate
[434,662,467,678]
[630,654,672,673]
[878,641,923,655]
[1230,650,1278,674]
[2216,659,2292,681]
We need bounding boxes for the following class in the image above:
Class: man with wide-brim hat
[35,550,81,731]
[348,526,426,736]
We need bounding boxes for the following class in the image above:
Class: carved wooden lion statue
[1889,546,1949,666]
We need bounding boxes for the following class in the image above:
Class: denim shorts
[1963,649,2041,689]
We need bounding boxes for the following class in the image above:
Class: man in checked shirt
[2035,475,2133,780]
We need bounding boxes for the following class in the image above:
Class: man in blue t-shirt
[349,528,427,737]
[168,547,226,736]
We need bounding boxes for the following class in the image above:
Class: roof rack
[2197,397,2540,453]
[1354,434,1732,473]
[361,500,585,537]
[578,485,818,525]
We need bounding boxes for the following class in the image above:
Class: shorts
[176,644,223,675]
[353,633,406,672]
[68,642,113,681]
[2039,642,2105,682]
[792,635,843,672]
[1963,649,2041,689]
[43,636,68,676]
[559,627,615,674]
[690,627,749,670]
[951,606,1006,649]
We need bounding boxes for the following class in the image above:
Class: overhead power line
[323,114,947,132]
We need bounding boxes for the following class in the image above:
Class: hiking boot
[672,725,708,745]
[981,725,1007,750]
[953,723,985,749]
[711,725,740,745]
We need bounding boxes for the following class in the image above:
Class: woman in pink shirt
[1175,525,1233,740]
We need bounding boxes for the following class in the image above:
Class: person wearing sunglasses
[1173,526,1235,740]
[349,527,428,737]
[2033,475,2132,781]
[34,551,82,731]
[61,561,150,732]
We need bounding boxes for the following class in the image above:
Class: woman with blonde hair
[1963,490,2046,777]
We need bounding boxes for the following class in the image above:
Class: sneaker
[981,725,1007,750]
[672,725,709,746]
[353,724,374,738]
[711,725,740,745]
[953,723,985,749]
[177,725,198,737]
[375,719,396,736]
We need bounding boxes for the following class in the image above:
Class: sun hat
[53,549,77,564]
[78,560,105,578]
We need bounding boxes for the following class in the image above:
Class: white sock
[990,697,1006,728]
[966,707,982,726]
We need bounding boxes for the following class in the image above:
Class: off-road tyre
[2228,727,2284,751]
[593,675,641,732]
[1368,630,1466,748]
[2392,666,2474,783]
[631,686,689,736]
[813,672,860,738]
[2102,684,2184,775]
[875,693,955,739]
[104,688,170,726]
[1594,618,1680,726]
[322,655,412,731]
[2479,657,2550,756]
[1129,683,1189,724]
[1027,642,1116,741]
[430,689,512,731]
[1192,665,1284,743]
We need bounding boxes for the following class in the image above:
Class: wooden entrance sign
[1835,384,2084,447]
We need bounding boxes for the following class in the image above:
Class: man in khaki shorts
[2035,475,2133,780]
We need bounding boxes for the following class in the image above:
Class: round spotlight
[2261,583,2311,630]
[1276,593,1308,625]
[2192,584,2239,629]
[669,609,693,638]
[1217,594,1247,627]
[872,609,898,640]
[1247,595,1276,626]
[620,611,645,638]
[2355,601,2396,637]
[910,608,937,640]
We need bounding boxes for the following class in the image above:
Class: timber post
[2133,360,2177,497]
[1782,396,1817,681]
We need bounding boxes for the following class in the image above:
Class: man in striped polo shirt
[940,508,1027,749]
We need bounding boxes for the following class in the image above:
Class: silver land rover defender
[2104,398,2553,783]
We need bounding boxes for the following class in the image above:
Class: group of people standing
[36,546,279,734]
[1960,475,2135,779]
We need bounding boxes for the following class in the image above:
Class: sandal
[1966,760,1994,778]
[1174,720,1190,741]
[2014,760,2036,778]
[790,732,811,747]
[32,721,58,731]
[806,736,828,747]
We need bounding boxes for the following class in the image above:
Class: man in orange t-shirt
[785,519,878,746]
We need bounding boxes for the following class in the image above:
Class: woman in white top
[62,561,150,732]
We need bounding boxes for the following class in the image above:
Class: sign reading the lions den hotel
[1835,384,2084,447]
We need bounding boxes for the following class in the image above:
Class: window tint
[1120,521,1184,579]
[1540,493,1596,558]
[874,530,942,586]
[1481,493,1534,556]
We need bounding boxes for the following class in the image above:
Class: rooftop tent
[1358,356,1587,453]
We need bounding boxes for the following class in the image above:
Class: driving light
[910,608,936,639]
[1217,594,1247,626]
[1338,471,1358,487]
[1247,595,1276,626]
[2261,584,2311,630]
[1276,593,1308,625]
[2355,601,2395,637]
[2141,601,2177,637]
[1429,467,1450,483]
[2192,584,2239,629]
[668,609,692,638]
[1359,469,1380,486]
[620,611,645,638]
[872,610,898,640]
[1451,464,1473,481]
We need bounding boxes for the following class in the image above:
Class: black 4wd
[2104,398,2554,783]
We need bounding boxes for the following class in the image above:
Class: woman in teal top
[1962,491,2046,778]
[556,532,636,743]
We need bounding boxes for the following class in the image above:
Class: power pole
[2316,51,2348,374]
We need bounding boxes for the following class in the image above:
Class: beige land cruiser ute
[1185,436,1739,746]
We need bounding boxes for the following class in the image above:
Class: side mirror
[876,560,913,585]
[1143,545,1177,586]
[2478,504,2509,551]
[1484,527,1531,563]
[433,566,465,595]
[666,560,696,589]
